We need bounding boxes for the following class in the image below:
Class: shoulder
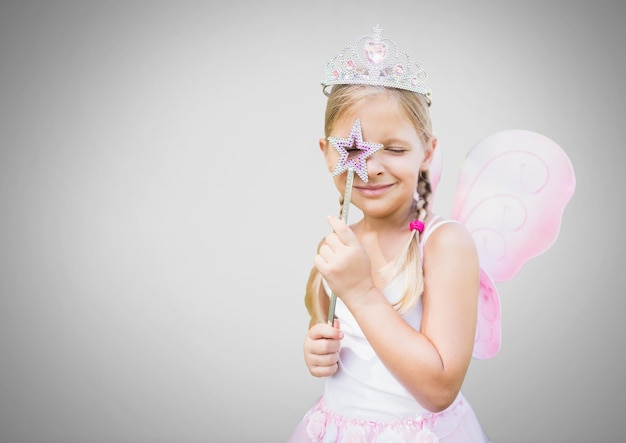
[423,219,478,265]
[422,219,479,301]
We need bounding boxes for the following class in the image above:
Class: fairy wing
[452,130,576,280]
[474,269,501,359]
[449,130,576,359]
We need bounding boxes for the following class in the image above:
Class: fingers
[315,217,355,267]
[322,232,343,252]
[314,236,340,273]
[307,321,343,341]
[326,215,356,243]
[304,322,343,378]
[306,347,340,377]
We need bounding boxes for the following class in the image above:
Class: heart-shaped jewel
[364,41,387,64]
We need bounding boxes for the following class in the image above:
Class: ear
[420,136,438,171]
[319,137,334,173]
[319,137,327,153]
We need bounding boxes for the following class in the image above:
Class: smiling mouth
[353,183,394,195]
[354,184,393,190]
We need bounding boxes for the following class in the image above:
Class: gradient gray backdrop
[1,1,624,442]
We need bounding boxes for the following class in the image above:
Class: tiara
[321,25,432,105]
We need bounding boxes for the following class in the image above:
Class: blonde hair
[306,85,434,323]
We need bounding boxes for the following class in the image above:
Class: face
[319,93,436,221]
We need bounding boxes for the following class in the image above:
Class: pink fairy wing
[451,130,576,281]
[450,130,575,358]
[473,269,501,359]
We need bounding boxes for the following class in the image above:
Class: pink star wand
[326,118,383,324]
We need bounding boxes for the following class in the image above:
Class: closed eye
[385,146,408,153]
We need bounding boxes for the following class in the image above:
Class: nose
[366,151,384,178]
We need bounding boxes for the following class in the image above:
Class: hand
[314,216,375,304]
[304,319,343,377]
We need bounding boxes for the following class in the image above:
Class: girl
[288,27,489,442]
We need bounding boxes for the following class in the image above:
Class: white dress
[288,218,490,443]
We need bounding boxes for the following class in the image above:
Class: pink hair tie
[409,219,424,233]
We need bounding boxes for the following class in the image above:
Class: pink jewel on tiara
[364,41,387,64]
[410,219,425,233]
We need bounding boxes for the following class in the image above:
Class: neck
[353,209,429,276]
[357,207,430,236]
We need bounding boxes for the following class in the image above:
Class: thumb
[333,318,343,339]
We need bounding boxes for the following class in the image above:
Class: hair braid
[389,169,433,314]
[416,170,432,223]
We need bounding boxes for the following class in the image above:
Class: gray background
[0,1,624,442]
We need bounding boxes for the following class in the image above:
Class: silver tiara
[321,25,432,105]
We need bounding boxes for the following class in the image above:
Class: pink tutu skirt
[287,395,489,443]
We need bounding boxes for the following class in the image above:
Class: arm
[315,217,479,411]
